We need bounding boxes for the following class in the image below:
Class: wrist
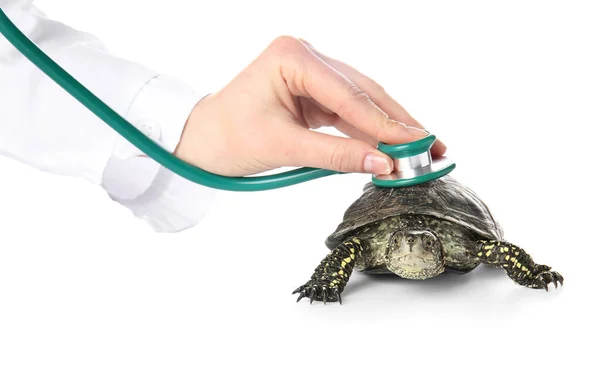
[175,92,220,167]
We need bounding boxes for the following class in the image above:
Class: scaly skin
[472,240,564,290]
[293,237,364,304]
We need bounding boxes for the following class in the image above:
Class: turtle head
[385,230,444,279]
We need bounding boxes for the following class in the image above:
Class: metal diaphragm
[371,134,456,188]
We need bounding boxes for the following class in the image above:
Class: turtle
[293,175,563,304]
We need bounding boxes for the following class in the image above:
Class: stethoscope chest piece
[372,134,455,188]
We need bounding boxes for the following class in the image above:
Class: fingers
[298,39,447,157]
[272,37,429,147]
[331,120,378,147]
[280,127,393,174]
[298,97,377,146]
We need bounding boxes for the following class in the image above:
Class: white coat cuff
[101,75,216,232]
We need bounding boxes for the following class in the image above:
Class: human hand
[175,36,446,177]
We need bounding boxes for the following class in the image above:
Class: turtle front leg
[293,237,363,304]
[472,240,564,291]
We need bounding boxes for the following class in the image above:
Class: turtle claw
[533,270,564,291]
[557,273,564,286]
[292,281,343,304]
[335,289,342,305]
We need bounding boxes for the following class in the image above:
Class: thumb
[282,129,393,174]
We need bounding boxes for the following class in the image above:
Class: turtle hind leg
[293,237,364,305]
[472,240,564,291]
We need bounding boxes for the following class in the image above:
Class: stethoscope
[0,9,455,191]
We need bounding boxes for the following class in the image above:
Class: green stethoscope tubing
[1,9,451,192]
[0,9,341,192]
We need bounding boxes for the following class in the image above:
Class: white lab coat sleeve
[0,1,217,232]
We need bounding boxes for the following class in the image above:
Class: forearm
[0,2,216,232]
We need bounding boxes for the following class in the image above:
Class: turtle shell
[325,175,504,249]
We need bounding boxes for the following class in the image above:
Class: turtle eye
[424,240,434,249]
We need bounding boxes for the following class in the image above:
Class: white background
[1,1,599,364]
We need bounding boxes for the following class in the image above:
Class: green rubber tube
[377,134,436,159]
[0,9,340,192]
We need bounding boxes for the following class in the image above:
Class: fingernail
[364,154,392,174]
[406,126,429,137]
[436,139,447,150]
